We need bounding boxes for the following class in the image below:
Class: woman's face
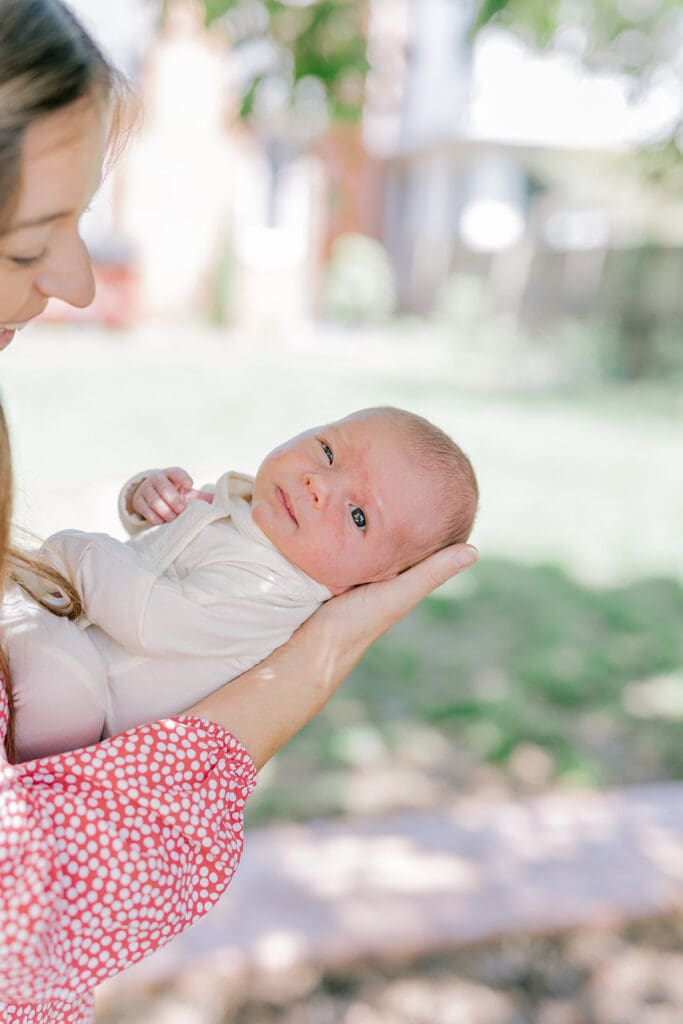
[0,97,108,351]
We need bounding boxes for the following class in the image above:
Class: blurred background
[3,0,683,1021]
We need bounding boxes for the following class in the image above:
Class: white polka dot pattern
[0,680,256,1023]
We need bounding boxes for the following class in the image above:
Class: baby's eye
[351,506,366,530]
[321,441,334,465]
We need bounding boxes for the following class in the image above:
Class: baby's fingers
[133,469,193,523]
[153,468,193,516]
[133,491,175,525]
[186,489,214,505]
[165,466,194,493]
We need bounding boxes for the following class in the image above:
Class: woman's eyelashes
[321,440,334,465]
[7,253,44,267]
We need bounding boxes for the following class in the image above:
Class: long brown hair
[0,402,85,761]
[0,0,131,759]
[0,404,13,754]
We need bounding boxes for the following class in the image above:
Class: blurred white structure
[232,155,325,332]
[467,27,681,150]
[120,0,239,320]
[66,0,683,325]
[366,0,683,313]
[69,0,324,330]
[459,155,526,253]
[65,0,157,76]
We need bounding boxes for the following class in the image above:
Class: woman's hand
[187,542,478,770]
[316,541,478,650]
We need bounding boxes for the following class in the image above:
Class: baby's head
[251,407,478,594]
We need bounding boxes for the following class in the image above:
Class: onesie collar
[213,471,333,602]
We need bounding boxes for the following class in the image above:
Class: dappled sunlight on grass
[249,558,683,823]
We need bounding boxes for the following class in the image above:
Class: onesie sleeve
[0,697,256,1007]
[43,529,309,659]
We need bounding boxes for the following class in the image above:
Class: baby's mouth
[277,486,298,526]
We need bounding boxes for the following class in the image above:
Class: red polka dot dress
[0,680,256,1023]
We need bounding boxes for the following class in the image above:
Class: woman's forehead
[7,100,107,232]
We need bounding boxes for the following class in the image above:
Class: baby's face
[251,411,435,594]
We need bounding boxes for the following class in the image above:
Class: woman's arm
[187,542,478,770]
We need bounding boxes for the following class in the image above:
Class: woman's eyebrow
[1,210,72,235]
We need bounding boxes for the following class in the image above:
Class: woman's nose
[35,233,96,309]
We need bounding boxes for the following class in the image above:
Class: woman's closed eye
[321,440,334,465]
[351,506,366,530]
[6,252,45,267]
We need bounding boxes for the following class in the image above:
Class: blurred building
[51,0,683,336]
[366,0,683,326]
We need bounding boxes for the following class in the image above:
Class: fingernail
[455,545,479,569]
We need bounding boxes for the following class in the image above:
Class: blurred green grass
[1,325,681,822]
[249,558,683,823]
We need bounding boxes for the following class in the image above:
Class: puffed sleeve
[0,708,256,1007]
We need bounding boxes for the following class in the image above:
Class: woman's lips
[277,486,298,526]
[0,322,29,351]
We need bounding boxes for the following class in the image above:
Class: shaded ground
[99,916,683,1023]
[96,783,683,1022]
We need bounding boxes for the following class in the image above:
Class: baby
[6,406,478,762]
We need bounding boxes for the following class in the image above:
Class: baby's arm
[43,530,303,660]
[120,467,213,535]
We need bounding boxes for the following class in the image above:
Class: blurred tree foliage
[193,0,369,124]
[474,0,683,186]
[474,0,682,77]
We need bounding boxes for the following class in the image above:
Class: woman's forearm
[186,608,352,770]
[187,542,478,771]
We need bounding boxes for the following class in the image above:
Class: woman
[0,2,478,1021]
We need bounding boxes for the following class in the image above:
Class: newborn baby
[7,406,478,761]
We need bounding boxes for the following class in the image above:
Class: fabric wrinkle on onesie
[8,472,330,761]
[92,471,330,735]
[2,581,108,762]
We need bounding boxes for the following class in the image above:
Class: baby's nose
[304,473,327,507]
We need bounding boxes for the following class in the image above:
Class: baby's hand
[131,467,212,525]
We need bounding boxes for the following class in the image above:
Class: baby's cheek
[296,532,342,583]
[303,533,333,569]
